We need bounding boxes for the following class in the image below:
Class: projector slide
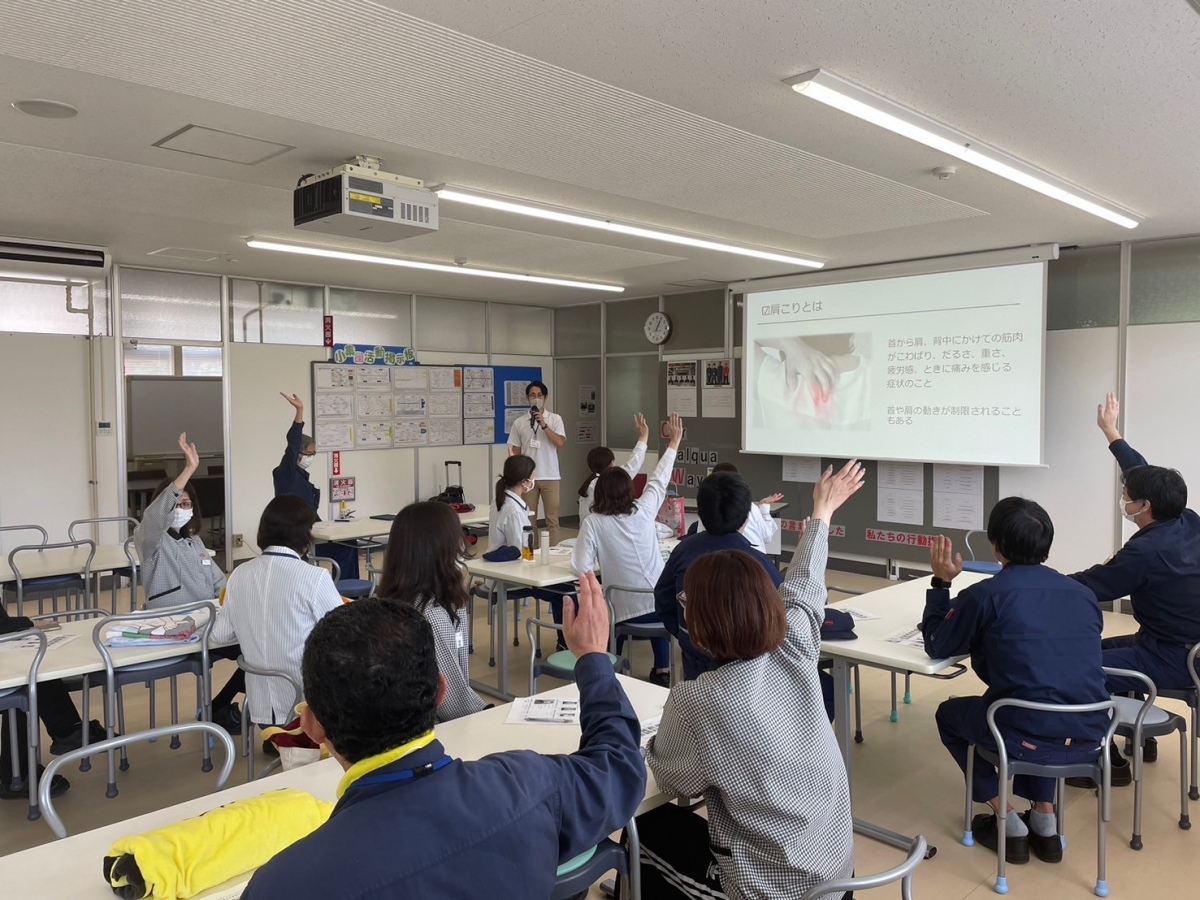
[743,262,1045,466]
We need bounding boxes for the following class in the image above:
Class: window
[554,303,601,356]
[182,346,223,376]
[121,268,221,341]
[123,343,175,376]
[0,279,93,335]
[1130,236,1200,325]
[329,288,412,346]
[490,303,552,355]
[1046,246,1119,330]
[230,279,324,345]
[415,296,486,352]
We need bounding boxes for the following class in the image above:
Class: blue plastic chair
[961,531,1002,575]
[554,816,640,899]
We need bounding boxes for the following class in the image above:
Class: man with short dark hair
[656,472,783,680]
[241,572,645,900]
[922,497,1109,864]
[1070,394,1200,697]
[507,380,566,546]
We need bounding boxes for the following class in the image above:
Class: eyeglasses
[177,500,194,509]
[300,451,317,458]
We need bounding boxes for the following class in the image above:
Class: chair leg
[853,665,863,744]
[489,594,497,667]
[904,671,912,704]
[1096,770,1109,897]
[890,672,899,723]
[199,673,213,773]
[626,815,642,900]
[79,674,92,773]
[169,676,181,749]
[467,594,474,654]
[1131,727,1144,850]
[117,691,129,771]
[995,767,1010,893]
[513,596,520,647]
[1056,778,1067,849]
[1180,728,1192,830]
[963,745,976,846]
[5,710,20,791]
[1191,706,1199,801]
[148,680,156,737]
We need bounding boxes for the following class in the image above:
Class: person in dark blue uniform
[274,393,359,580]
[922,497,1109,865]
[1069,393,1200,768]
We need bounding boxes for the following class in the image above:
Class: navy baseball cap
[821,607,857,641]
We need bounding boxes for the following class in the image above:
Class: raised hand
[666,412,685,448]
[177,432,200,472]
[281,392,304,423]
[563,572,610,658]
[759,492,785,505]
[634,413,649,444]
[930,535,964,582]
[1096,392,1121,443]
[811,459,865,522]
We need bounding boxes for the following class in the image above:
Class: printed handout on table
[886,627,926,649]
[355,392,393,419]
[505,696,580,726]
[427,392,462,417]
[394,391,428,417]
[463,367,493,392]
[315,392,354,419]
[428,417,463,447]
[464,419,495,445]
[782,456,822,483]
[0,632,77,652]
[313,365,354,390]
[835,606,882,622]
[464,393,494,418]
[393,418,428,447]
[428,367,462,390]
[392,367,429,390]
[315,421,353,451]
[355,421,393,447]
[355,367,392,389]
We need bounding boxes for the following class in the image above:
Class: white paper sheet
[428,417,463,447]
[0,632,77,652]
[505,696,581,726]
[463,367,493,392]
[394,391,428,417]
[392,367,429,390]
[355,392,393,419]
[886,627,926,649]
[932,463,985,530]
[314,421,353,451]
[505,381,530,407]
[877,486,925,526]
[428,367,462,390]
[355,368,392,388]
[464,393,494,418]
[464,419,495,444]
[878,461,925,490]
[355,421,392,447]
[836,607,882,622]
[315,392,354,419]
[393,418,428,447]
[782,456,822,483]
[313,365,354,390]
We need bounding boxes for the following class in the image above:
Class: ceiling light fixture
[12,99,79,119]
[435,188,825,268]
[0,270,88,284]
[785,69,1141,229]
[245,239,624,293]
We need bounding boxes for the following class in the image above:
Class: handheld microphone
[530,403,538,427]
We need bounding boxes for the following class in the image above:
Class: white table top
[0,614,232,691]
[824,573,1139,674]
[464,556,579,588]
[0,545,138,584]
[0,675,668,899]
[311,509,489,543]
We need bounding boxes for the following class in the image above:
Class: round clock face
[644,311,673,345]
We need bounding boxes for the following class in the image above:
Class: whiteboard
[128,377,223,456]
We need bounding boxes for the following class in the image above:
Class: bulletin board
[658,357,1000,564]
[311,361,464,451]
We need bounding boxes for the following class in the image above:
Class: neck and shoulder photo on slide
[744,262,1046,466]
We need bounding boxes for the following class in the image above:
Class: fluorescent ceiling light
[246,240,624,293]
[0,270,89,284]
[785,69,1141,229]
[435,188,825,269]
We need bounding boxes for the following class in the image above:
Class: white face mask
[171,507,193,531]
[1118,497,1143,522]
[529,398,544,409]
[298,454,314,471]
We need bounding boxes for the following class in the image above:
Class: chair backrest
[603,583,655,653]
[8,539,96,577]
[38,723,236,838]
[311,555,342,583]
[0,627,48,706]
[962,530,990,562]
[237,655,303,721]
[1189,643,1200,696]
[67,516,139,542]
[0,524,49,552]
[797,835,927,900]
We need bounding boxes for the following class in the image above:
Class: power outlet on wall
[233,534,244,548]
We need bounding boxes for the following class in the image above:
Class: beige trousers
[525,479,561,547]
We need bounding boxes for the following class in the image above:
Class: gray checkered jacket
[646,520,854,900]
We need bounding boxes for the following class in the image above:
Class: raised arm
[135,433,196,562]
[1096,392,1149,471]
[638,413,684,514]
[621,414,649,476]
[545,574,645,862]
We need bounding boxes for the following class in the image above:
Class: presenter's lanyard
[349,756,453,791]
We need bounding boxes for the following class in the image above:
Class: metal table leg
[471,581,517,703]
[831,657,938,857]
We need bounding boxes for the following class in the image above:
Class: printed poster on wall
[577,422,596,443]
[578,385,597,417]
[666,362,698,417]
[701,357,735,418]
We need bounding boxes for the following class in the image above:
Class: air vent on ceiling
[147,247,224,262]
[153,124,294,165]
[0,236,111,279]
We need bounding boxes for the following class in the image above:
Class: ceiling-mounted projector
[293,156,438,242]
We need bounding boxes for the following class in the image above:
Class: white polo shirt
[508,411,565,481]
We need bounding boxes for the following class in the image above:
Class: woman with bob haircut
[576,413,650,525]
[377,501,486,721]
[211,494,343,732]
[571,413,683,686]
[637,460,864,900]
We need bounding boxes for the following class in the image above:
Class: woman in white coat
[576,413,649,526]
[571,413,684,686]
